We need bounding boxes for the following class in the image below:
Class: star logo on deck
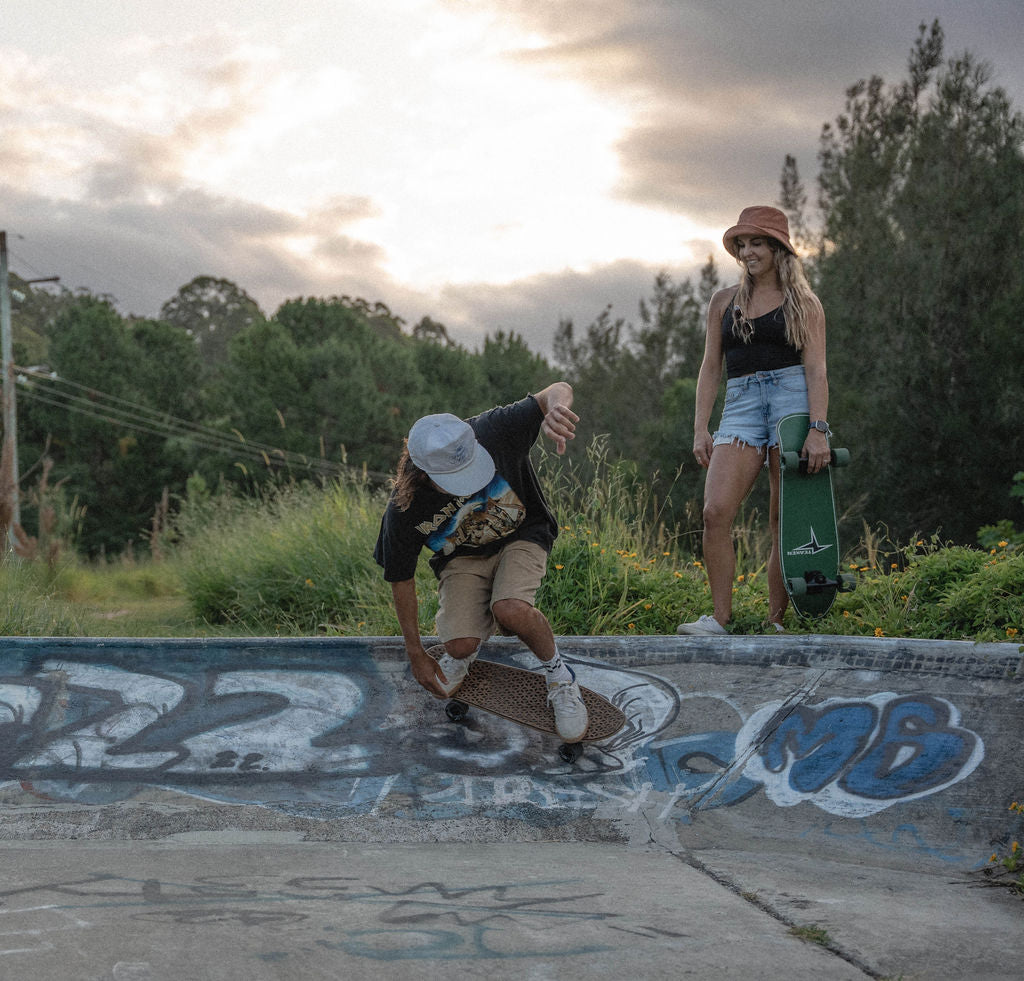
[787,527,833,557]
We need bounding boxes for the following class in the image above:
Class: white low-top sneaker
[676,615,727,636]
[435,648,477,696]
[547,672,589,742]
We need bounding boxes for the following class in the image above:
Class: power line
[17,366,307,461]
[14,365,391,481]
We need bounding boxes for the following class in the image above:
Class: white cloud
[2,0,1022,356]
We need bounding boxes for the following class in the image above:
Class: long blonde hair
[732,242,819,350]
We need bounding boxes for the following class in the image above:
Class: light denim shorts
[713,364,808,452]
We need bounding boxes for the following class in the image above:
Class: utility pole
[0,230,18,530]
[0,231,59,535]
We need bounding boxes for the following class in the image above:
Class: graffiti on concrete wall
[645,692,985,819]
[0,651,984,825]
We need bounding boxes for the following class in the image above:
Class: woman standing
[678,206,830,635]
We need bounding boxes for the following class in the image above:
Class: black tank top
[721,300,802,379]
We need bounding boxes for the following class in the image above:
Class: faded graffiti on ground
[0,871,687,964]
[0,651,984,824]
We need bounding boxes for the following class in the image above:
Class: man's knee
[443,637,481,659]
[492,598,533,629]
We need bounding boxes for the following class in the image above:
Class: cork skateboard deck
[426,645,627,762]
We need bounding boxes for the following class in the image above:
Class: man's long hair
[731,241,821,350]
[391,444,430,511]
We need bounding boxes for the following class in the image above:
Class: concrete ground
[1,634,1021,979]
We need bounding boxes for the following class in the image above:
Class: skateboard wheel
[445,700,469,723]
[840,573,857,592]
[781,451,801,471]
[787,577,808,597]
[558,743,583,764]
[831,448,851,468]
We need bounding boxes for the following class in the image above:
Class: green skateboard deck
[777,413,855,618]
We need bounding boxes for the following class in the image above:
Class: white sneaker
[547,669,589,742]
[436,649,477,696]
[676,615,728,636]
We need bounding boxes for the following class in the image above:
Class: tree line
[7,20,1023,557]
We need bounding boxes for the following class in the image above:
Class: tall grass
[0,557,82,635]
[174,475,405,634]
[2,439,1021,642]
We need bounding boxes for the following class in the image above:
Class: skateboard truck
[785,569,858,596]
[781,448,851,473]
[445,698,586,763]
[426,647,625,766]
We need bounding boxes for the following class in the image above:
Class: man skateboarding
[373,383,589,742]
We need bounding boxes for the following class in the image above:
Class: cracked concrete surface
[0,634,1021,979]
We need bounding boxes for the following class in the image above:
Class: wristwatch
[809,420,832,436]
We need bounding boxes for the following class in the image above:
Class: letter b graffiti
[742,693,983,817]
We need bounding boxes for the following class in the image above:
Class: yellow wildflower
[874,627,885,637]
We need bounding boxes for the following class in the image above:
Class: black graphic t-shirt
[373,396,558,581]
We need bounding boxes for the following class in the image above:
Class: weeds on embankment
[2,438,1020,643]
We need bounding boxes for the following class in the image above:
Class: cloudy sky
[3,0,1023,357]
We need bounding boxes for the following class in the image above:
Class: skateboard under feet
[426,646,626,763]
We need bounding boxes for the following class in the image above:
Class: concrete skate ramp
[1,635,1020,870]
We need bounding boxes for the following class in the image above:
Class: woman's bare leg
[701,441,766,625]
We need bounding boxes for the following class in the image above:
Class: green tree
[412,315,452,346]
[18,298,202,554]
[815,21,1024,542]
[9,276,88,367]
[160,276,264,369]
[554,270,711,466]
[411,338,489,419]
[204,297,428,484]
[481,331,553,406]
